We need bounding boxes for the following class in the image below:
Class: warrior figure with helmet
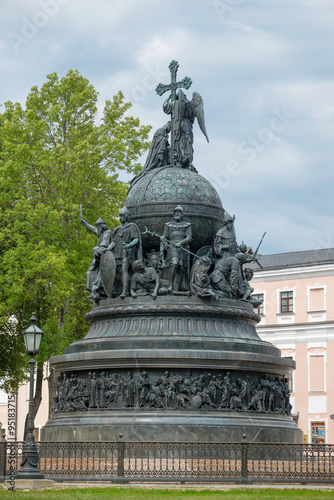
[106,206,142,298]
[80,216,113,301]
[160,205,192,294]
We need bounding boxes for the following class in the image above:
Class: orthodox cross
[155,60,192,102]
[155,61,192,165]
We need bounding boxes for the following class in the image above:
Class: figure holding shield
[81,216,113,302]
[106,206,142,298]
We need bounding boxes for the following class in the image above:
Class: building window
[252,293,264,315]
[280,291,293,313]
[311,422,326,444]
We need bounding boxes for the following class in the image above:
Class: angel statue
[156,60,209,170]
[129,61,209,186]
[162,90,209,170]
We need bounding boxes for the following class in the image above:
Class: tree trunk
[23,363,43,441]
[57,306,65,331]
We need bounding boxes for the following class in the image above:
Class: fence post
[117,433,125,483]
[0,438,6,483]
[240,434,249,484]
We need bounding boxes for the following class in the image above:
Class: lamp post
[16,314,44,479]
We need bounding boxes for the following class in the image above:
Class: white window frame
[307,285,326,312]
[276,287,295,324]
[252,290,266,317]
[277,287,295,314]
[308,352,327,394]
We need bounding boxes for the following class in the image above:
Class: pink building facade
[251,248,334,443]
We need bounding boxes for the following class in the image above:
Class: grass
[1,486,334,500]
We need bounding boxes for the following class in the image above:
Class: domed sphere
[126,166,225,253]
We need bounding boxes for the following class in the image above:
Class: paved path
[36,482,334,491]
[2,481,334,491]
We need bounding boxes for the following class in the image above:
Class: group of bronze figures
[52,369,292,415]
[81,206,262,306]
[81,59,263,306]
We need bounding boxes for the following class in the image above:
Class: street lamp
[16,314,44,479]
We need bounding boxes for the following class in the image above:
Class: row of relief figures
[81,205,263,306]
[52,369,292,416]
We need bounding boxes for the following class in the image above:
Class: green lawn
[1,487,334,500]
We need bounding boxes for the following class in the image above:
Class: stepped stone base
[41,296,302,444]
[42,411,302,443]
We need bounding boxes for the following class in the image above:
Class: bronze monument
[42,61,302,444]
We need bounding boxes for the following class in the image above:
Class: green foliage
[0,69,151,392]
[0,318,28,392]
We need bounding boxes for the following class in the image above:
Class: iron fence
[1,439,333,484]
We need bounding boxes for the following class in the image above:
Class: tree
[0,70,151,418]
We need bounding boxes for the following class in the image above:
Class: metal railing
[1,438,333,484]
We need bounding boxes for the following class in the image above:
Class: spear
[252,232,266,270]
[254,231,266,256]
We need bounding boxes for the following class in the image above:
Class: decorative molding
[86,302,260,323]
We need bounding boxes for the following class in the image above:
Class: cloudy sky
[1,0,334,254]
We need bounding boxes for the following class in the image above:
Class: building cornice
[252,263,334,282]
[258,321,334,332]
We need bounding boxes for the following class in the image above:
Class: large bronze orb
[126,166,225,253]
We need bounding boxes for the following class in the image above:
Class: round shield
[193,245,214,265]
[100,251,117,298]
[190,394,202,410]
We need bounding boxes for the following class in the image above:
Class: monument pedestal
[41,296,302,443]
